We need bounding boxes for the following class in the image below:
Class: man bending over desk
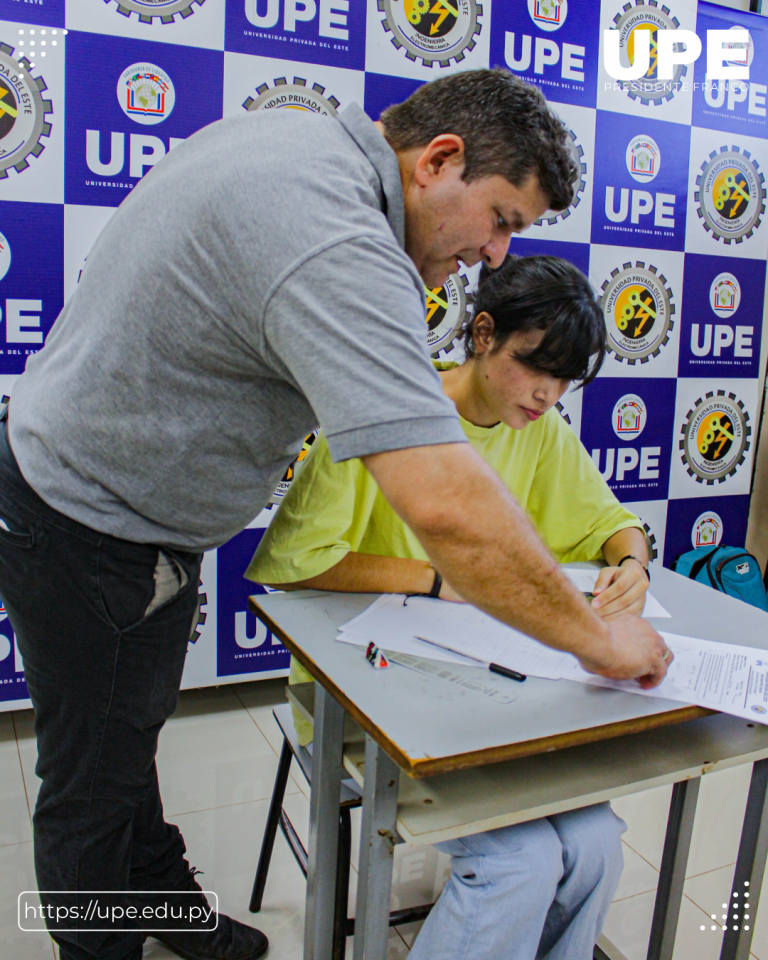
[246,254,652,960]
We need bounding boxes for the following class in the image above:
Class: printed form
[560,632,768,723]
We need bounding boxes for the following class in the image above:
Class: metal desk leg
[647,777,701,960]
[353,735,400,960]
[720,757,768,960]
[304,684,345,960]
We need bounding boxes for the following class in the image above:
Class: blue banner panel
[693,3,768,139]
[224,0,366,70]
[591,111,690,252]
[0,200,62,375]
[65,31,223,207]
[216,528,290,677]
[507,236,590,275]
[363,71,423,123]
[663,493,751,567]
[488,0,599,108]
[0,600,25,704]
[679,253,765,379]
[579,376,677,503]
[0,1,64,26]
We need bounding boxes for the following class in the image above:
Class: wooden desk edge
[250,596,713,779]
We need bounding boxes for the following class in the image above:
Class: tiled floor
[1,679,766,959]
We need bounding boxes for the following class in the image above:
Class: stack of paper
[337,594,568,680]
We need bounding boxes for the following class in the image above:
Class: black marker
[414,635,527,682]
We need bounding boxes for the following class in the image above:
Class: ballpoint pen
[414,635,527,682]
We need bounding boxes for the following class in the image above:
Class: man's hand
[591,561,649,620]
[577,615,672,689]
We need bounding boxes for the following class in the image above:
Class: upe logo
[379,0,482,68]
[610,0,686,105]
[117,64,175,126]
[106,0,203,24]
[0,43,53,179]
[626,135,660,183]
[696,146,765,244]
[613,393,647,440]
[426,272,471,357]
[536,126,586,226]
[710,273,741,318]
[600,263,674,364]
[243,77,339,116]
[0,230,10,283]
[680,390,750,484]
[528,0,567,32]
[692,510,723,549]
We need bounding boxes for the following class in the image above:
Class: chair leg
[250,738,294,913]
[332,808,353,960]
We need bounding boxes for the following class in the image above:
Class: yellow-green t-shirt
[246,384,643,743]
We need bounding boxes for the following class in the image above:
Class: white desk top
[251,563,768,778]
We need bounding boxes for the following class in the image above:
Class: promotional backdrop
[1,0,767,708]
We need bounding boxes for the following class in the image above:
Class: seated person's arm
[271,551,463,600]
[592,527,650,620]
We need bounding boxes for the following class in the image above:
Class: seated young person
[246,254,650,960]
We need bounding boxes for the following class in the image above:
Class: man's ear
[413,134,466,187]
[472,312,496,356]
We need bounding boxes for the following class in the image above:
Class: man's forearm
[363,443,616,670]
[266,552,435,595]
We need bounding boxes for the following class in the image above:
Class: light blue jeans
[408,802,626,960]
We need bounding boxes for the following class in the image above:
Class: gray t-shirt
[9,104,465,550]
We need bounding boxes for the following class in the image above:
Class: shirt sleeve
[244,434,379,585]
[526,411,645,564]
[262,234,467,462]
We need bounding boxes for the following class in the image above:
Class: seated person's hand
[591,561,648,620]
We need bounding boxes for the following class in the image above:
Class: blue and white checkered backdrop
[1,0,766,706]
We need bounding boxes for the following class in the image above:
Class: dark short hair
[379,69,578,211]
[462,255,606,387]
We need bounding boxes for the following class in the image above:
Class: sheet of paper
[559,631,768,724]
[337,625,477,666]
[338,594,567,680]
[561,568,671,618]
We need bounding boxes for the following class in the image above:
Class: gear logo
[692,510,724,549]
[528,0,567,31]
[641,521,658,562]
[680,390,751,484]
[555,400,571,425]
[378,0,482,68]
[243,77,340,116]
[0,44,52,179]
[611,1,685,105]
[600,262,674,364]
[0,230,10,283]
[104,0,204,24]
[612,394,647,440]
[695,147,765,245]
[117,63,175,125]
[190,580,208,643]
[626,135,660,183]
[710,273,741,318]
[426,272,471,357]
[270,432,318,506]
[535,126,586,226]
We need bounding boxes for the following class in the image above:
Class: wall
[0,0,767,708]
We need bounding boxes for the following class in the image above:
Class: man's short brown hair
[380,69,578,212]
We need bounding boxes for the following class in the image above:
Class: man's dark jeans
[0,421,202,960]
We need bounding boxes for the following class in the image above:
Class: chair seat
[273,703,362,806]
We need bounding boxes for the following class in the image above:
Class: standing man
[0,69,668,960]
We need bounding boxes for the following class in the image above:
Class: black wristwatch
[617,555,650,582]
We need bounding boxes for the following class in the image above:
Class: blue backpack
[672,545,768,612]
